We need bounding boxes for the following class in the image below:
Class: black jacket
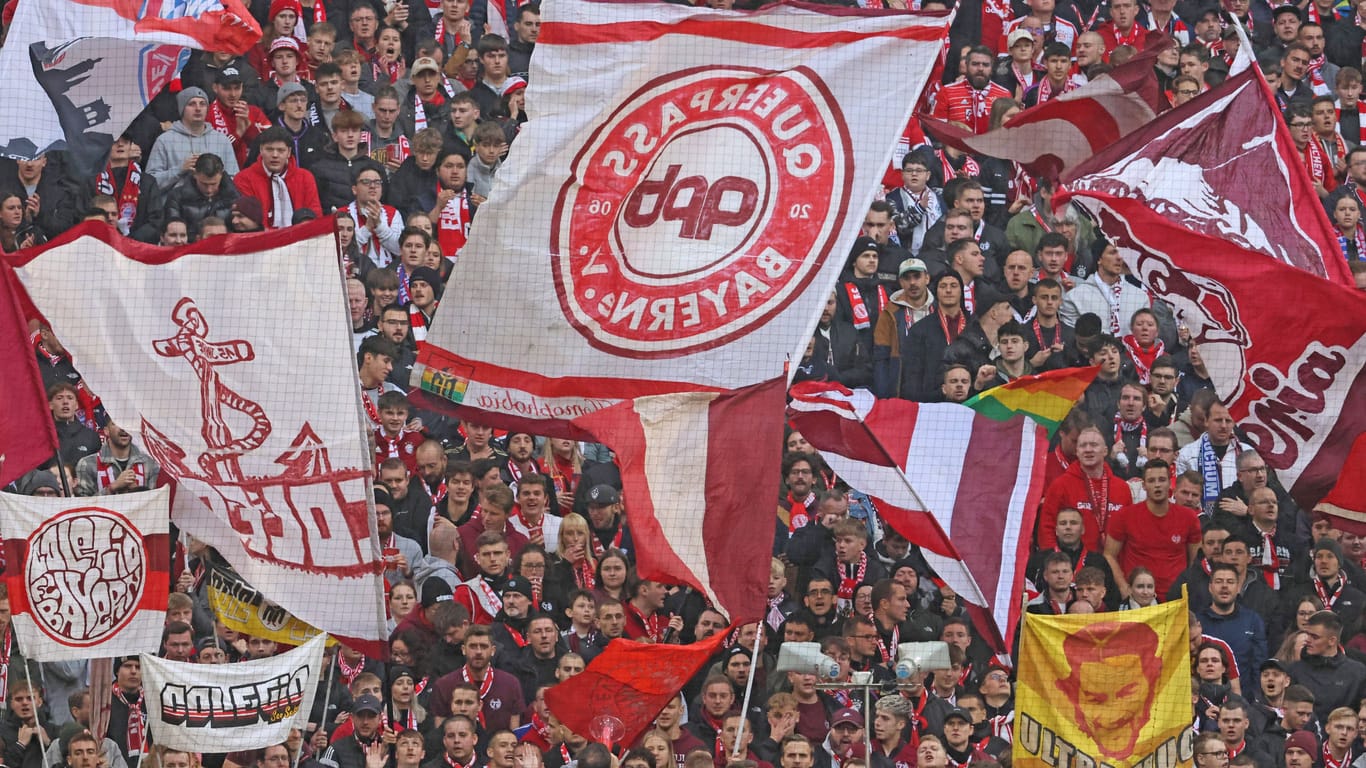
[1288,650,1366,722]
[0,711,57,768]
[162,171,240,231]
[902,309,968,402]
[0,156,89,241]
[308,150,384,214]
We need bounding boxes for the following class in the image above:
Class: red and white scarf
[1035,76,1079,103]
[0,629,9,703]
[115,688,146,756]
[1260,529,1282,589]
[591,526,624,558]
[629,603,665,643]
[413,88,447,133]
[96,457,145,492]
[437,186,472,261]
[938,149,981,182]
[1324,744,1350,768]
[845,282,888,331]
[1316,576,1346,609]
[207,100,236,144]
[1336,99,1366,147]
[338,653,365,685]
[409,301,435,344]
[97,162,144,236]
[1121,334,1165,384]
[361,389,382,427]
[1114,413,1148,450]
[1309,54,1331,95]
[837,552,867,601]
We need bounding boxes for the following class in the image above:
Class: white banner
[142,634,326,752]
[11,222,388,641]
[1,487,170,662]
[414,0,953,432]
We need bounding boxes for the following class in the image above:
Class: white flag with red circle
[1,487,170,662]
[413,0,953,434]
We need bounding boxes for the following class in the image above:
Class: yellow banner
[1015,599,1194,768]
[205,568,335,647]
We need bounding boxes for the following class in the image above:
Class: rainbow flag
[964,366,1099,436]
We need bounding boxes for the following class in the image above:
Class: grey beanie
[176,87,208,116]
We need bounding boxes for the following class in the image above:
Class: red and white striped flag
[787,382,1048,646]
[921,35,1172,181]
[486,0,509,40]
[571,379,786,622]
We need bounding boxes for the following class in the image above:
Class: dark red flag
[545,630,730,747]
[1064,192,1366,510]
[1064,67,1353,285]
[920,35,1171,181]
[1319,433,1366,534]
[570,378,786,625]
[0,265,57,488]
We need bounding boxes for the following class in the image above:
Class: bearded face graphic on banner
[1054,621,1163,758]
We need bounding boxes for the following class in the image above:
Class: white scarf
[271,172,295,229]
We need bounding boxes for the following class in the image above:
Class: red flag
[786,382,1048,648]
[920,36,1172,181]
[1063,67,1353,285]
[545,629,729,747]
[570,378,786,624]
[1065,192,1366,509]
[1320,433,1366,534]
[0,265,57,488]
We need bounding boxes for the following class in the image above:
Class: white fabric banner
[0,487,170,662]
[0,0,259,170]
[11,222,388,641]
[414,0,952,432]
[142,635,325,752]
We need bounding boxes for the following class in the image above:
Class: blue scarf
[1198,434,1222,514]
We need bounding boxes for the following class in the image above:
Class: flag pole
[730,625,763,760]
[297,646,337,768]
[22,657,53,768]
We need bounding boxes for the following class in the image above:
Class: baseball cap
[944,707,972,723]
[898,258,928,276]
[411,57,441,78]
[587,484,621,506]
[1260,658,1289,674]
[217,66,244,85]
[352,694,383,714]
[830,707,862,728]
[421,578,453,609]
[1008,28,1035,48]
[269,36,301,56]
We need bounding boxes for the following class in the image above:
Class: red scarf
[873,619,900,664]
[338,653,365,686]
[361,389,382,427]
[1086,472,1112,536]
[938,309,966,344]
[551,455,579,497]
[1121,334,1165,384]
[96,457,145,492]
[629,603,664,642]
[845,282,888,331]
[1305,133,1346,189]
[837,552,867,601]
[1309,54,1329,93]
[786,491,816,531]
[591,526,624,558]
[207,99,234,139]
[413,88,447,132]
[1032,318,1060,349]
[97,162,143,236]
[1324,744,1349,768]
[437,186,472,261]
[573,558,596,590]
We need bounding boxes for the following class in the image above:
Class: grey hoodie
[146,120,240,187]
[411,554,461,595]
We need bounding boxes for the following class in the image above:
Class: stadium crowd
[3,0,1366,767]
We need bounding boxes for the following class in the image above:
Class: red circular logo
[25,507,146,647]
[551,66,852,358]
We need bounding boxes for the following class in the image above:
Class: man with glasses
[1194,732,1230,768]
[885,153,943,257]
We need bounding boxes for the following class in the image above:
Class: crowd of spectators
[3,0,1366,768]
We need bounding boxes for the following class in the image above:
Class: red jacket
[1036,461,1133,550]
[932,79,1012,134]
[234,160,323,228]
